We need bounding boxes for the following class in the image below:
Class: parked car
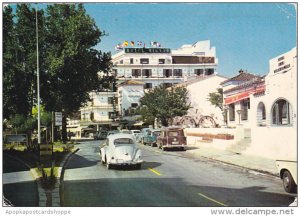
[276,160,297,193]
[107,130,120,136]
[157,127,187,151]
[100,133,143,169]
[121,129,132,134]
[131,130,141,140]
[143,129,161,147]
[138,128,151,143]
[98,131,108,140]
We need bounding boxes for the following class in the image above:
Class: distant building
[221,70,265,128]
[80,91,118,133]
[117,80,145,118]
[112,40,218,89]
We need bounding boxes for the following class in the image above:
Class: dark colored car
[143,129,161,147]
[94,131,108,140]
[156,127,187,151]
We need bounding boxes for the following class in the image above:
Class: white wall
[186,75,227,126]
[245,47,297,159]
[118,84,144,112]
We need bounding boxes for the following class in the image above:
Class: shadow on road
[61,177,295,207]
[65,154,98,169]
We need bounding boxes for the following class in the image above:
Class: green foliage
[139,86,191,127]
[208,88,224,111]
[9,114,36,134]
[42,4,108,114]
[3,3,112,142]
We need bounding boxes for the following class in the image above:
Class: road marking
[148,168,161,176]
[198,192,228,207]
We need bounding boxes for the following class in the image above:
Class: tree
[208,88,223,111]
[139,86,191,127]
[3,5,18,119]
[208,88,226,125]
[41,4,110,142]
[3,4,45,119]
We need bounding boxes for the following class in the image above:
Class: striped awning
[224,92,250,105]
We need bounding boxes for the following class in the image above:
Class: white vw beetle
[100,133,143,169]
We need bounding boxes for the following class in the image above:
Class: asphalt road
[3,155,39,207]
[61,140,295,207]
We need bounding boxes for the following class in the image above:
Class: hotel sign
[125,48,171,53]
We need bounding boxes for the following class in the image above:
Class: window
[272,99,292,126]
[173,69,182,77]
[131,103,138,108]
[119,60,123,64]
[114,138,134,145]
[241,99,250,121]
[257,102,266,126]
[162,83,173,88]
[109,112,116,119]
[194,69,204,76]
[163,69,172,77]
[132,69,141,77]
[229,104,235,121]
[140,58,149,64]
[145,83,153,89]
[108,97,114,105]
[159,59,165,64]
[142,69,152,77]
[205,68,214,75]
[130,58,134,64]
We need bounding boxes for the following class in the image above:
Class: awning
[224,92,250,105]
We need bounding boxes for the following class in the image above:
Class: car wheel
[151,142,156,147]
[142,138,145,145]
[282,170,297,193]
[106,163,111,169]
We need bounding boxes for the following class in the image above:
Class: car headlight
[134,149,142,161]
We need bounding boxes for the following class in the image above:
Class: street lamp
[35,4,41,145]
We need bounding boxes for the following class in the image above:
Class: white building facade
[117,80,145,117]
[245,47,297,159]
[80,91,118,131]
[173,74,227,127]
[112,40,218,89]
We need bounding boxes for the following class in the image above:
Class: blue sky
[82,2,296,78]
[6,2,296,78]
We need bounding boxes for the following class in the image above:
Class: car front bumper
[108,159,143,165]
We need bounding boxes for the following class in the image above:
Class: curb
[185,150,279,177]
[58,148,80,207]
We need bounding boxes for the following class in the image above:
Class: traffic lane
[139,144,294,207]
[63,141,211,206]
[3,155,39,207]
[63,141,293,207]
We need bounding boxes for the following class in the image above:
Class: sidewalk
[185,145,279,176]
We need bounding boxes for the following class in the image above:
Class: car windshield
[114,138,134,145]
